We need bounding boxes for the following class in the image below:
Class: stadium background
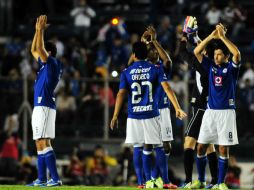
[0,0,253,188]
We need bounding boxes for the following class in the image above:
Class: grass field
[0,186,252,190]
[0,186,139,190]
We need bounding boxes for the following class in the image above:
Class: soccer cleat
[46,179,62,187]
[206,183,216,189]
[26,179,47,186]
[145,180,154,189]
[137,184,145,189]
[211,184,219,189]
[218,183,229,190]
[163,183,178,189]
[190,180,206,189]
[154,177,163,188]
[180,182,192,189]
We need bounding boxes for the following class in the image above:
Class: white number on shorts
[131,81,153,104]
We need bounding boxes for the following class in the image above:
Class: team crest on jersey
[223,68,228,73]
[214,76,222,86]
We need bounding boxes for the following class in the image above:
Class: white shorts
[32,106,56,140]
[198,109,238,145]
[125,116,162,145]
[159,108,173,141]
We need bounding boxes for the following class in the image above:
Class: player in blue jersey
[190,24,241,190]
[140,26,177,189]
[110,42,186,189]
[27,15,62,187]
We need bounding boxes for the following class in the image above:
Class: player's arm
[31,18,40,61]
[194,29,219,63]
[110,89,127,130]
[36,15,49,62]
[148,26,172,68]
[217,24,241,64]
[161,81,187,120]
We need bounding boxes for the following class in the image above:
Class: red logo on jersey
[214,76,222,86]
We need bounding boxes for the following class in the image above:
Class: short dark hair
[132,42,148,60]
[214,40,230,56]
[45,41,57,57]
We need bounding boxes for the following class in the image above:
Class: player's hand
[110,117,118,130]
[209,29,219,39]
[175,109,187,120]
[141,31,151,44]
[37,15,50,30]
[216,23,226,39]
[146,25,157,42]
[183,16,198,34]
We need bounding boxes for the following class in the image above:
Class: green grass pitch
[0,186,139,190]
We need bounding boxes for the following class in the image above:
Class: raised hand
[216,24,226,38]
[146,25,157,41]
[183,16,198,34]
[209,29,219,39]
[37,15,50,30]
[141,30,151,44]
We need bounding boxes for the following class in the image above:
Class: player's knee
[206,144,216,154]
[197,144,207,155]
[219,146,229,157]
[35,139,47,150]
[144,144,153,150]
[184,136,196,150]
[46,139,51,147]
[163,142,171,154]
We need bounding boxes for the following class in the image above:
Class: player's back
[120,60,167,119]
[34,56,62,109]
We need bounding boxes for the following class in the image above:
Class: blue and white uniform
[198,56,239,145]
[119,60,167,144]
[156,60,173,141]
[32,56,62,140]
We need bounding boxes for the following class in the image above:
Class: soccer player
[141,26,176,188]
[110,42,186,189]
[180,16,218,188]
[28,15,62,186]
[190,24,241,190]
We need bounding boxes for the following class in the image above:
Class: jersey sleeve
[157,66,168,83]
[229,61,241,79]
[119,72,128,89]
[38,57,44,66]
[201,56,213,72]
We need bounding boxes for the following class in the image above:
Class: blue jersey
[119,60,168,119]
[202,56,240,109]
[34,56,62,109]
[156,60,171,109]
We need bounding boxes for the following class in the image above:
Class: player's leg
[142,143,153,188]
[191,109,217,189]
[133,143,144,188]
[183,107,204,187]
[206,144,218,187]
[217,146,229,187]
[183,136,196,186]
[125,118,145,188]
[43,139,61,186]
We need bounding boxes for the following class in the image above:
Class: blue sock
[217,156,229,184]
[154,146,169,184]
[133,146,144,185]
[37,151,47,181]
[44,147,59,181]
[142,148,153,182]
[196,155,207,182]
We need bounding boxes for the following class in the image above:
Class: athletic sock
[133,146,144,185]
[184,148,194,183]
[37,151,47,181]
[142,148,153,182]
[44,147,59,181]
[217,156,229,184]
[207,152,218,184]
[153,146,169,184]
[196,155,207,183]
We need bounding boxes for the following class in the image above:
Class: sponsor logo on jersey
[229,99,235,106]
[223,68,228,73]
[133,105,153,112]
[214,76,222,86]
[38,97,42,103]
